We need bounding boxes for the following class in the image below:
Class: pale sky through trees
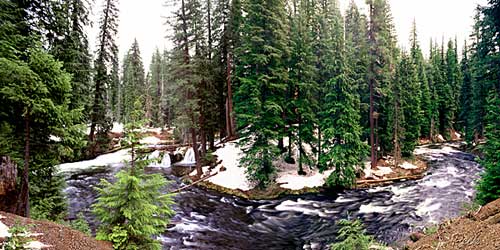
[88,0,487,67]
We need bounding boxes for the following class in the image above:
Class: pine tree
[458,42,474,142]
[287,0,318,174]
[445,39,461,134]
[235,0,289,187]
[149,48,163,127]
[168,0,205,175]
[410,20,432,139]
[89,0,119,156]
[345,0,369,142]
[121,39,146,124]
[476,91,500,204]
[473,0,500,204]
[0,0,83,220]
[50,0,93,117]
[394,53,420,157]
[366,0,398,166]
[93,105,175,249]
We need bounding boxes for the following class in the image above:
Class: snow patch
[277,169,334,190]
[24,241,52,249]
[58,149,130,173]
[209,142,253,190]
[399,162,418,170]
[372,166,393,177]
[0,221,10,238]
[111,123,124,133]
[49,135,61,142]
[139,136,162,145]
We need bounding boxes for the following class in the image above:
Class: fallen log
[171,171,219,193]
[356,174,423,185]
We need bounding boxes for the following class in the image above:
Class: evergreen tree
[458,42,474,142]
[366,0,398,165]
[476,92,500,205]
[393,53,420,157]
[410,20,432,139]
[287,0,318,174]
[89,0,119,156]
[149,48,163,127]
[314,0,345,170]
[0,0,83,220]
[110,48,121,121]
[345,0,369,142]
[93,105,175,249]
[168,0,205,175]
[50,0,93,117]
[473,0,500,204]
[235,0,289,186]
[445,39,461,134]
[121,39,146,124]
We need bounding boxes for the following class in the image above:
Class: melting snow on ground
[58,149,130,173]
[399,162,418,170]
[191,139,339,191]
[0,215,52,249]
[139,136,163,145]
[276,169,334,190]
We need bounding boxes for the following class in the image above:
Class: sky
[88,0,488,71]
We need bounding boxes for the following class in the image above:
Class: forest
[0,0,499,249]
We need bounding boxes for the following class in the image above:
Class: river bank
[185,138,429,200]
[61,142,482,249]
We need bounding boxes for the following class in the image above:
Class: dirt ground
[408,198,500,250]
[0,211,112,250]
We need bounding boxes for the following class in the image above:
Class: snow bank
[372,166,393,177]
[58,149,130,173]
[210,142,253,191]
[0,219,10,238]
[139,136,162,145]
[111,123,124,133]
[277,169,334,190]
[399,162,418,170]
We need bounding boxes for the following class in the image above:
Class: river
[62,143,482,250]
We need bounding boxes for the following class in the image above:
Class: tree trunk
[317,127,322,168]
[191,127,202,177]
[368,3,377,169]
[0,156,18,214]
[226,53,236,138]
[17,113,30,217]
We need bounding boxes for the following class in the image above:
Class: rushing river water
[62,143,482,250]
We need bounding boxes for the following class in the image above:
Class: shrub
[330,219,385,250]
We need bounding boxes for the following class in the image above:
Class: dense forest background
[0,0,499,225]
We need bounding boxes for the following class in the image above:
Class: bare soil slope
[409,198,500,250]
[0,211,112,250]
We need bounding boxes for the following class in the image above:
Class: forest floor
[407,198,500,250]
[0,212,111,250]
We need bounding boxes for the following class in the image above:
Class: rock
[409,232,425,242]
[219,166,227,172]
